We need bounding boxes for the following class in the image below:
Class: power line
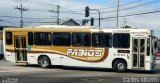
[0,16,20,18]
[27,9,48,12]
[60,6,85,15]
[25,1,57,8]
[11,0,158,16]
[24,21,57,23]
[22,10,160,25]
[50,0,160,15]
[0,19,17,26]
[98,0,143,10]
[59,11,84,14]
[59,0,143,14]
[0,15,54,19]
[124,7,160,15]
[101,0,160,13]
[52,0,144,14]
[2,10,160,22]
[73,9,160,26]
[101,10,160,20]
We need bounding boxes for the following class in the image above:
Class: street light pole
[97,10,101,27]
[49,5,60,25]
[116,0,120,28]
[90,9,101,27]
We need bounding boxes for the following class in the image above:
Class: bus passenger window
[72,33,91,47]
[34,32,52,45]
[53,32,71,46]
[6,32,12,45]
[92,33,112,47]
[28,32,33,45]
[113,33,130,48]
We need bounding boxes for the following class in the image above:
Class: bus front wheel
[38,56,51,68]
[113,60,127,72]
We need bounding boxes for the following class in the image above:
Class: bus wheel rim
[117,63,124,70]
[41,57,48,67]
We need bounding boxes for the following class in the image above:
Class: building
[61,19,80,26]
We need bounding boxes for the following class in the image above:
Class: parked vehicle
[156,51,160,56]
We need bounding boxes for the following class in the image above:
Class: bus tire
[38,56,51,68]
[113,60,127,72]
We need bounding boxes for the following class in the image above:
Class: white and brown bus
[3,26,157,72]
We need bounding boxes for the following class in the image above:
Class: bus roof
[4,26,151,33]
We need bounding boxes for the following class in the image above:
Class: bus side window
[6,32,12,45]
[34,32,52,46]
[72,33,91,47]
[53,32,71,46]
[28,32,33,45]
[92,33,112,47]
[113,33,130,48]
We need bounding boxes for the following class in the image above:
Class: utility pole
[49,8,55,25]
[116,0,120,28]
[124,18,127,28]
[15,4,27,28]
[49,5,60,25]
[57,5,60,25]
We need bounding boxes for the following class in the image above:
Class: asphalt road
[0,60,160,83]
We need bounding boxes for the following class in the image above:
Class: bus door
[132,37,146,69]
[14,36,27,63]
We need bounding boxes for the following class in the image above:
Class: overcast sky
[0,0,160,33]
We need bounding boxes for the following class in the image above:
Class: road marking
[0,69,10,72]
